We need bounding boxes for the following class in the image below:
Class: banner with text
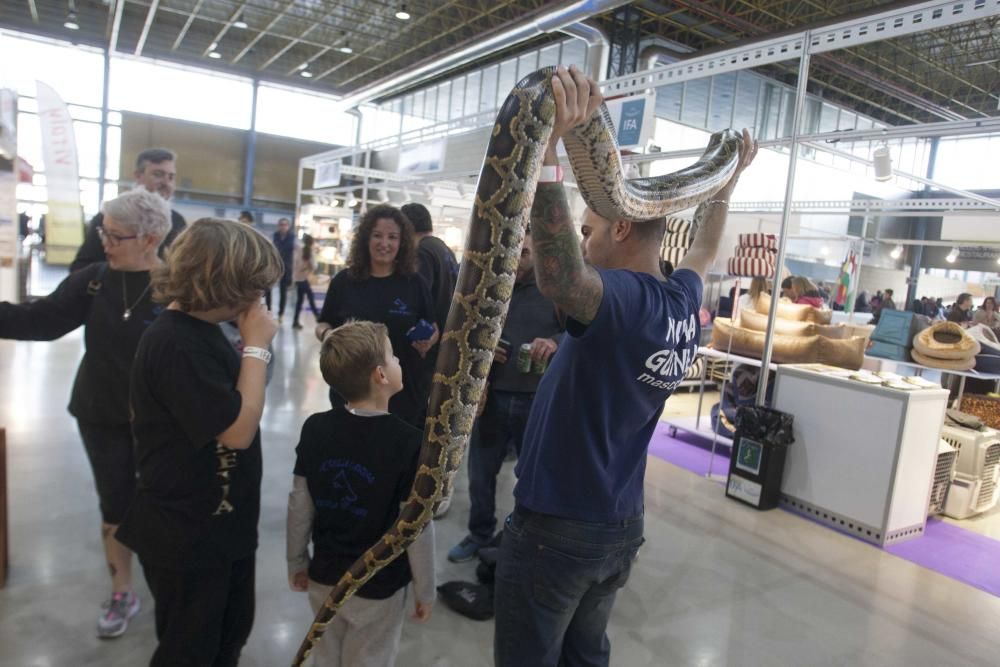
[36,81,83,265]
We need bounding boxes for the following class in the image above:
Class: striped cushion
[738,233,777,250]
[735,246,777,260]
[662,232,690,249]
[665,217,692,235]
[728,256,776,278]
[662,246,687,267]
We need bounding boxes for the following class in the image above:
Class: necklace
[122,274,153,322]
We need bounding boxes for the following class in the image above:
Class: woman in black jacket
[0,188,171,638]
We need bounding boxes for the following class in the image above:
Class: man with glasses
[70,148,187,272]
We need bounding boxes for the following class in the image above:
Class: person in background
[402,202,458,375]
[881,288,897,311]
[948,293,974,326]
[973,296,1000,332]
[779,276,794,300]
[789,276,824,308]
[267,217,295,322]
[315,205,439,428]
[1,189,171,638]
[117,218,282,666]
[292,234,320,330]
[492,65,757,667]
[287,320,435,667]
[448,228,564,563]
[737,277,769,314]
[238,210,255,225]
[855,290,869,313]
[70,148,186,272]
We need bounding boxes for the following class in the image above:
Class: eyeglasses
[97,227,140,246]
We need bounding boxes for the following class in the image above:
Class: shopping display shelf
[864,355,1000,405]
[661,347,778,449]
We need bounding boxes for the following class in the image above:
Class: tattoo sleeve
[529,182,603,324]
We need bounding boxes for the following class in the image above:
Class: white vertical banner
[0,88,18,302]
[36,81,83,265]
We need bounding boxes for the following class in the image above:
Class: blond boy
[287,321,436,667]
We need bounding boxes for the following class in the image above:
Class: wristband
[538,165,564,183]
[243,346,273,365]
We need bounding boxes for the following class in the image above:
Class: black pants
[141,555,255,667]
[265,278,291,317]
[292,280,318,325]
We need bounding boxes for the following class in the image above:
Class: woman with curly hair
[315,205,439,426]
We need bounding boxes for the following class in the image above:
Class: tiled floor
[2,298,1000,665]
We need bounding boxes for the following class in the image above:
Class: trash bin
[725,406,794,510]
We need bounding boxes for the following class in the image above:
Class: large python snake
[291,67,741,665]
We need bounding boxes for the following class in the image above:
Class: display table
[773,365,949,546]
[863,355,1000,405]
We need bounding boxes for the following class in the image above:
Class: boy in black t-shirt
[117,218,283,667]
[287,320,436,667]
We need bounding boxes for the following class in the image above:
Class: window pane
[256,84,356,145]
[436,82,450,122]
[109,56,253,129]
[681,79,710,128]
[539,44,561,69]
[497,59,517,102]
[450,78,464,120]
[480,65,498,111]
[732,73,760,134]
[464,72,481,116]
[655,83,682,122]
[561,39,586,70]
[517,51,538,80]
[708,73,736,132]
[0,33,105,107]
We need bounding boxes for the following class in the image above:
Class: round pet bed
[912,321,980,360]
[911,348,976,371]
[735,246,777,260]
[727,257,776,278]
[754,293,833,324]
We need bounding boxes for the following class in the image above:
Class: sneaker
[292,322,303,330]
[448,536,483,563]
[97,591,140,639]
[433,495,452,520]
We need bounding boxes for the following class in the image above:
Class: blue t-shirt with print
[514,267,702,522]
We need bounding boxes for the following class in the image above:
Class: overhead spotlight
[890,244,903,259]
[300,69,313,78]
[456,184,466,197]
[872,143,893,181]
[946,247,959,263]
[64,12,80,30]
[395,4,411,20]
[820,246,830,256]
[233,10,248,29]
[347,195,359,208]
[209,51,222,59]
[339,44,353,54]
[379,189,390,203]
[995,256,1000,265]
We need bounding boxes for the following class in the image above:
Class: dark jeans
[265,277,291,317]
[292,280,318,325]
[467,390,534,543]
[494,507,643,667]
[141,555,256,667]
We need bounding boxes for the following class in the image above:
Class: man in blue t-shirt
[493,65,757,667]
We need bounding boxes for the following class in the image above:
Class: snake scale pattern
[291,67,742,665]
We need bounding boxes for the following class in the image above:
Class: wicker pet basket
[959,394,1000,430]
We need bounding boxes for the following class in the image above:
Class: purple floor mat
[885,519,1000,597]
[649,424,1000,598]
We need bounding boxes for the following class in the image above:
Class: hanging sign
[604,92,656,151]
[313,159,342,189]
[36,81,83,265]
[398,138,446,175]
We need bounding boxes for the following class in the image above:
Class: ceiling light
[347,196,359,207]
[234,19,248,29]
[995,256,1000,265]
[395,4,411,20]
[300,70,313,78]
[872,144,893,181]
[820,246,829,256]
[64,12,79,30]
[890,244,903,259]
[379,190,390,203]
[946,247,959,263]
[339,44,353,54]
[209,51,222,59]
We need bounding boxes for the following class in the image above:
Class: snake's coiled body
[291,68,741,665]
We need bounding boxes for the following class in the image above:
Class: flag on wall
[36,81,83,265]
[836,238,864,312]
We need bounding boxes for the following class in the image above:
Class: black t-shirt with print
[0,262,160,425]
[294,408,421,598]
[117,310,261,570]
[319,271,435,426]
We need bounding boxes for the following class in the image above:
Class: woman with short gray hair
[0,187,171,639]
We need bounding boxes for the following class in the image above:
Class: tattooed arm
[678,129,758,279]
[531,65,606,324]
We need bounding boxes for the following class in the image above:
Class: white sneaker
[97,591,140,639]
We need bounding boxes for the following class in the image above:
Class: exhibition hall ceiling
[2,1,997,125]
